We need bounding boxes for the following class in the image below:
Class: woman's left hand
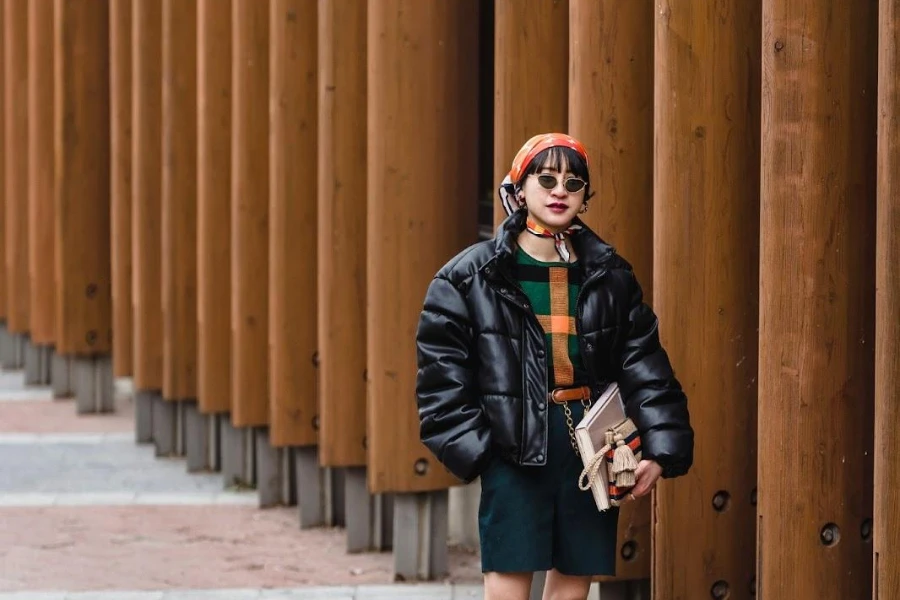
[630,460,663,499]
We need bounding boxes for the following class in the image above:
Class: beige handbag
[574,383,642,510]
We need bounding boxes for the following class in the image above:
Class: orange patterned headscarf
[498,133,590,262]
[498,133,590,217]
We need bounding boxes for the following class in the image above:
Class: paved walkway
[0,369,482,599]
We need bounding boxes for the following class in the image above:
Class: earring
[579,202,589,214]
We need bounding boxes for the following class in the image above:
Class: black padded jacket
[415,210,693,483]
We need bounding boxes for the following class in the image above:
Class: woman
[415,133,693,600]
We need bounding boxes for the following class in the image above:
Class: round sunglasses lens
[537,174,557,190]
[564,179,586,193]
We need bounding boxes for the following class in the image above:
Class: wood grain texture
[0,7,6,320]
[269,0,318,447]
[492,0,568,226]
[231,0,269,428]
[758,0,877,597]
[53,0,111,356]
[569,1,653,581]
[131,0,163,389]
[160,0,198,401]
[317,0,367,467]
[876,1,900,597]
[654,2,762,597]
[5,0,29,335]
[110,0,133,376]
[27,0,55,346]
[197,0,232,415]
[367,0,479,494]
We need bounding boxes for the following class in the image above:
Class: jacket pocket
[479,393,521,458]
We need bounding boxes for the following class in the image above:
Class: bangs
[518,146,590,186]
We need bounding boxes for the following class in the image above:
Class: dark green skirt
[478,401,619,576]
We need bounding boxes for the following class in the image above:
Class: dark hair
[515,146,594,200]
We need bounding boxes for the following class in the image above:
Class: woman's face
[518,161,587,232]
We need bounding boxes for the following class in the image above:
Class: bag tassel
[610,433,639,488]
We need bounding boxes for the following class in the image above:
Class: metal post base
[0,330,25,370]
[73,356,114,414]
[151,395,178,456]
[135,390,156,443]
[0,323,15,369]
[345,466,393,552]
[595,580,650,600]
[255,428,287,508]
[23,340,52,385]
[221,419,254,488]
[294,446,325,528]
[51,352,73,398]
[392,490,449,581]
[184,400,217,472]
[448,480,480,550]
[530,572,547,600]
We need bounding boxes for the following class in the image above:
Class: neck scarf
[498,133,590,262]
[525,218,580,262]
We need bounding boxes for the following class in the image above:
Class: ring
[629,493,636,501]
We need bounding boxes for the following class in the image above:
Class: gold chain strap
[560,397,593,455]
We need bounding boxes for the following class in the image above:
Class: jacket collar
[487,209,617,278]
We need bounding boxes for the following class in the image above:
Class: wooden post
[53,0,111,355]
[161,0,197,402]
[269,0,317,447]
[0,7,5,324]
[197,0,232,415]
[569,0,654,581]
[5,0,29,336]
[493,0,568,225]
[110,0,133,377]
[367,0,478,494]
[758,1,877,597]
[654,2,762,597]
[231,0,269,428]
[317,0,367,467]
[131,0,163,393]
[27,0,55,349]
[876,1,900,596]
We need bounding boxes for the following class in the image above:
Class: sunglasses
[531,173,587,194]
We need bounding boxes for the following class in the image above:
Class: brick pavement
[0,370,483,599]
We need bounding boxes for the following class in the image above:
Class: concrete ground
[0,368,483,600]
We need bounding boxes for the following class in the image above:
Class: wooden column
[654,2,761,597]
[5,0,29,336]
[231,0,269,427]
[0,7,5,323]
[110,0,133,377]
[758,1,877,597]
[367,0,478,493]
[161,0,197,401]
[132,0,162,392]
[197,0,232,415]
[28,0,55,348]
[269,0,317,447]
[569,1,654,582]
[493,0,568,225]
[54,0,111,356]
[876,1,900,596]
[317,0,367,467]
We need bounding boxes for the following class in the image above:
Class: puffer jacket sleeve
[618,270,694,478]
[415,275,492,483]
